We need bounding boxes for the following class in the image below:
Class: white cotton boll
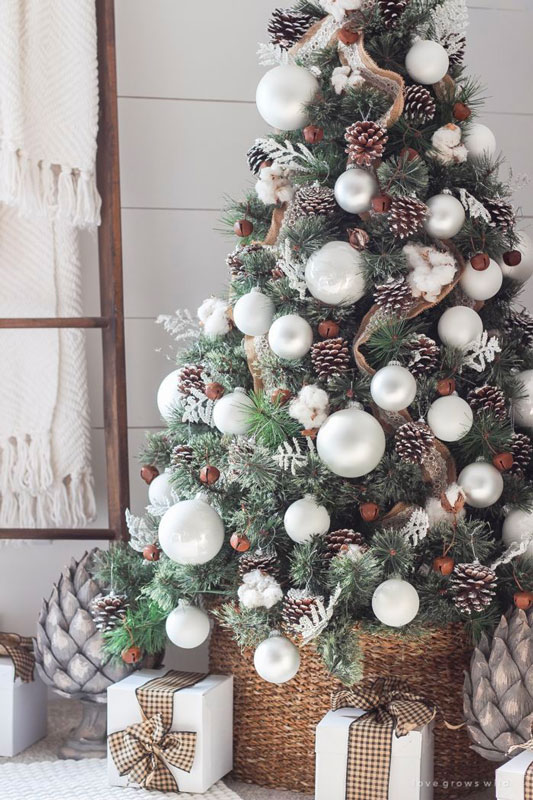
[197,297,231,338]
[431,124,468,165]
[238,570,283,610]
[425,497,450,526]
[320,0,362,22]
[255,165,295,206]
[331,66,350,95]
[289,385,330,429]
[404,244,457,304]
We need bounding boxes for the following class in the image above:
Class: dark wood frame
[0,0,129,540]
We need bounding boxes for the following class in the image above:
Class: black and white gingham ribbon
[0,632,35,682]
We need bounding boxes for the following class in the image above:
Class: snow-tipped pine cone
[285,184,337,226]
[268,8,314,49]
[405,334,440,377]
[395,421,435,465]
[171,444,194,466]
[325,529,368,560]
[404,85,436,124]
[282,589,321,633]
[510,432,533,475]
[311,338,351,379]
[451,562,498,615]
[389,196,429,239]
[90,592,129,633]
[484,198,515,231]
[378,0,409,28]
[176,364,205,397]
[345,121,388,167]
[467,384,507,420]
[238,551,279,579]
[374,276,414,316]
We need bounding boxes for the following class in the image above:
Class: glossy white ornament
[305,241,366,306]
[254,633,300,684]
[405,40,449,84]
[370,364,417,412]
[165,603,210,649]
[502,509,533,556]
[268,314,313,360]
[284,495,330,544]
[500,232,533,283]
[424,194,466,239]
[148,470,175,507]
[157,370,180,423]
[159,496,224,565]
[256,65,319,131]
[316,407,386,478]
[459,258,503,301]
[427,395,473,442]
[464,123,497,162]
[334,168,378,214]
[438,306,483,349]
[458,462,504,508]
[213,388,254,435]
[233,288,274,336]
[514,370,533,429]
[372,579,420,628]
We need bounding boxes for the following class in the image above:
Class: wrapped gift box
[316,707,434,800]
[107,670,233,793]
[0,656,48,757]
[496,751,533,800]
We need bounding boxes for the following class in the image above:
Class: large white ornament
[424,194,466,239]
[148,470,175,507]
[158,496,224,565]
[213,388,254,435]
[372,579,420,628]
[500,232,533,283]
[305,241,366,306]
[427,395,473,442]
[268,314,313,360]
[464,123,497,162]
[316,407,386,478]
[370,364,417,412]
[514,370,533,428]
[405,40,449,84]
[253,633,300,684]
[256,65,319,131]
[458,462,504,508]
[157,370,180,423]
[459,258,503,301]
[284,495,330,544]
[233,288,274,336]
[438,306,483,350]
[334,168,378,214]
[502,509,533,556]
[166,603,210,649]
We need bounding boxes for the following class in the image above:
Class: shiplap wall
[0,0,531,644]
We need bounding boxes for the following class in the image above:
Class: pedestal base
[58,699,107,760]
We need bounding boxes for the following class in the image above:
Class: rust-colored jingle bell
[140,465,159,485]
[338,27,360,45]
[318,320,340,338]
[372,194,392,214]
[433,555,455,576]
[359,502,380,522]
[271,388,292,406]
[121,646,142,664]
[143,544,161,562]
[230,533,251,552]
[399,147,420,162]
[303,125,324,144]
[234,219,254,238]
[492,452,513,472]
[453,102,471,122]
[514,591,533,610]
[503,250,522,267]
[437,377,456,396]
[200,465,220,485]
[470,252,490,271]
[205,382,225,401]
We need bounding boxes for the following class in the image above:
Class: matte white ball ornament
[159,495,224,565]
[256,64,319,131]
[459,258,503,301]
[427,395,473,442]
[438,306,483,349]
[157,370,180,422]
[370,363,417,412]
[334,168,378,214]
[268,314,313,360]
[513,370,533,429]
[424,194,466,239]
[233,288,274,336]
[148,470,175,507]
[316,407,386,478]
[405,40,449,85]
[305,241,366,306]
[166,603,210,649]
[284,495,330,544]
[500,232,533,283]
[213,388,255,435]
[458,462,504,508]
[502,509,533,556]
[464,123,497,162]
[372,579,420,628]
[254,633,301,684]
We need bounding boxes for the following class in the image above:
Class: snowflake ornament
[180,386,215,427]
[401,508,430,546]
[462,333,502,373]
[459,189,492,223]
[126,509,159,552]
[291,585,342,645]
[273,436,314,475]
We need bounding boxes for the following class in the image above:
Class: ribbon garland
[0,632,35,682]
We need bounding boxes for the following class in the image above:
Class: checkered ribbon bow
[0,632,35,682]
[508,735,533,798]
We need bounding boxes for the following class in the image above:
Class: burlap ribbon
[0,632,35,682]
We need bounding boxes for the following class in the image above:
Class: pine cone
[405,334,440,377]
[226,243,263,278]
[451,562,498,615]
[268,8,314,49]
[374,276,414,317]
[282,589,320,632]
[505,309,533,348]
[345,121,388,168]
[467,384,507,420]
[285,185,337,226]
[89,592,129,632]
[238,551,279,579]
[247,142,270,175]
[395,421,435,464]
[378,0,409,28]
[389,196,429,240]
[177,364,204,397]
[444,35,466,68]
[510,432,533,475]
[484,198,515,231]
[311,337,351,379]
[325,529,368,560]
[171,444,194,466]
[404,85,436,124]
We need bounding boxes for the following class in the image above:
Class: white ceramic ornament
[514,370,533,428]
[305,241,366,306]
[213,388,254,435]
[459,258,503,301]
[370,363,417,412]
[500,232,533,283]
[233,288,274,336]
[256,64,318,131]
[372,579,420,628]
[158,495,224,565]
[148,470,175,507]
[424,194,466,239]
[458,462,504,508]
[284,495,330,544]
[157,370,180,423]
[334,168,378,214]
[464,123,497,162]
[405,40,449,84]
[165,603,210,649]
[253,633,300,684]
[427,395,473,442]
[316,407,386,478]
[438,306,483,349]
[502,508,533,556]
[268,314,313,360]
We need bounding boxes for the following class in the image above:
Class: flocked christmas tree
[94,0,533,685]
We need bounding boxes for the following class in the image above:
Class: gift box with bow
[0,632,47,756]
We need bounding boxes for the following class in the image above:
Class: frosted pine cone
[285,185,337,226]
[311,337,351,379]
[345,121,388,167]
[226,243,263,278]
[510,432,533,475]
[484,198,515,231]
[405,334,440,377]
[325,529,368,560]
[247,142,270,175]
[378,0,409,28]
[238,551,279,579]
[374,276,414,316]
[89,593,129,632]
[505,309,533,348]
[282,589,320,632]
[177,364,204,397]
[444,35,466,68]
[268,8,314,49]
[389,196,429,239]
[467,385,507,420]
[171,444,194,466]
[404,85,436,124]
[395,421,435,464]
[451,563,497,615]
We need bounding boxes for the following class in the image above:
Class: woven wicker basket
[209,621,493,798]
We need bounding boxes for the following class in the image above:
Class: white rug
[0,759,241,800]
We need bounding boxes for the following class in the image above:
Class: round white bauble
[158,496,224,565]
[316,407,386,478]
[500,232,533,283]
[405,40,449,84]
[458,462,504,508]
[157,370,180,423]
[213,389,255,435]
[370,364,417,412]
[148,470,175,507]
[427,395,473,442]
[438,306,483,349]
[233,289,274,336]
[165,604,210,649]
[464,123,497,162]
[372,579,420,628]
[502,509,533,556]
[256,65,318,131]
[334,168,378,214]
[283,495,330,544]
[513,370,533,428]
[424,194,466,239]
[305,241,366,306]
[459,258,503,301]
[253,634,300,684]
[268,314,313,360]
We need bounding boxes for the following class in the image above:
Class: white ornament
[197,297,231,338]
[372,579,420,628]
[427,395,473,442]
[165,603,210,649]
[148,470,175,508]
[464,123,497,162]
[370,363,417,412]
[158,496,224,565]
[157,370,180,423]
[500,232,533,283]
[459,258,503,301]
[514,370,533,428]
[238,570,283,610]
[458,462,504,508]
[253,633,300,684]
[233,289,274,336]
[255,164,295,205]
[404,243,457,303]
[213,389,254,435]
[502,509,533,557]
[334,168,378,214]
[284,494,330,544]
[424,194,466,239]
[256,65,319,131]
[438,306,483,350]
[405,40,449,84]
[431,124,468,165]
[289,385,329,429]
[305,241,366,306]
[268,314,313,360]
[316,407,386,478]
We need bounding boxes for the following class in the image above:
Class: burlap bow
[0,632,35,682]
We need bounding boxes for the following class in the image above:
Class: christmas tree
[96,0,533,685]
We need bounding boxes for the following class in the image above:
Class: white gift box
[496,751,533,800]
[0,656,48,756]
[316,707,434,800]
[107,670,233,793]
